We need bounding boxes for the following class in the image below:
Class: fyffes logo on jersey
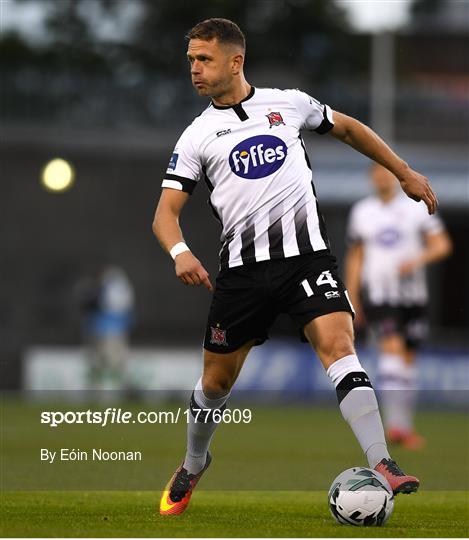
[376,227,401,247]
[229,135,287,179]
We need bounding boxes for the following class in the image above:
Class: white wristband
[170,242,190,260]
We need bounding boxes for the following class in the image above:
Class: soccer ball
[328,467,394,527]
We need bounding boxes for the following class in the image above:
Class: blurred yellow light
[41,158,75,192]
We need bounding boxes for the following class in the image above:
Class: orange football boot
[387,428,426,450]
[159,452,212,515]
[386,427,406,444]
[402,431,426,451]
[375,458,420,495]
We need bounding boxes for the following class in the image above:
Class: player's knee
[201,373,233,398]
[317,334,355,365]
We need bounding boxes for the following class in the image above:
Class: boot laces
[170,468,194,502]
[383,459,405,476]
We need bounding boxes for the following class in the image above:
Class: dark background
[1,0,468,387]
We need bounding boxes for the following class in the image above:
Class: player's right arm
[345,241,365,328]
[152,188,213,291]
[330,111,438,215]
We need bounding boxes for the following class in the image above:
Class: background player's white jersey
[347,194,445,306]
[161,87,334,269]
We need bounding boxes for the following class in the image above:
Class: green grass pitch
[2,490,468,537]
[1,399,468,537]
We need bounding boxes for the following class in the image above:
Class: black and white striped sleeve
[161,125,201,194]
[287,89,334,134]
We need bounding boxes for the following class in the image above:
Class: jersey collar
[210,86,255,110]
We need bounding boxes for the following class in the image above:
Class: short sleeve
[161,125,202,194]
[420,208,445,235]
[285,89,334,134]
[346,205,363,245]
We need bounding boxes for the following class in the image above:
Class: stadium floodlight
[41,158,75,193]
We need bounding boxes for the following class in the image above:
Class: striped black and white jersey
[347,194,445,306]
[161,86,334,269]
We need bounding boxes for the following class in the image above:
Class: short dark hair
[186,18,245,51]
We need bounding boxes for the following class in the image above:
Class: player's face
[187,39,238,98]
[371,166,398,197]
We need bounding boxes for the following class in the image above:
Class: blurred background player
[345,163,452,449]
[76,264,135,391]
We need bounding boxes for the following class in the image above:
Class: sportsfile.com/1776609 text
[40,407,253,428]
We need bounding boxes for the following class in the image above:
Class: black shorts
[204,253,354,353]
[364,304,428,350]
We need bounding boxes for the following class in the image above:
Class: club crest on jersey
[266,111,285,128]
[229,135,287,179]
[210,325,228,346]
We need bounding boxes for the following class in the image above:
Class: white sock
[327,354,391,468]
[183,377,230,474]
[378,353,417,433]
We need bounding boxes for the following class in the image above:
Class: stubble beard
[193,75,231,99]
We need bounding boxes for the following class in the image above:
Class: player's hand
[399,259,421,276]
[397,167,438,214]
[174,251,213,291]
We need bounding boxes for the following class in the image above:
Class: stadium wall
[22,341,469,407]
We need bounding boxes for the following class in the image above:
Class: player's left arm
[399,230,453,275]
[330,111,438,214]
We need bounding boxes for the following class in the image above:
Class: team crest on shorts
[210,325,228,346]
[266,111,285,128]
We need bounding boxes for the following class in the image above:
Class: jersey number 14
[316,270,338,288]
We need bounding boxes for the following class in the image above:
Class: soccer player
[345,163,452,450]
[152,18,438,515]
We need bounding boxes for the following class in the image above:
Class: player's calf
[327,354,391,468]
[183,376,230,475]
